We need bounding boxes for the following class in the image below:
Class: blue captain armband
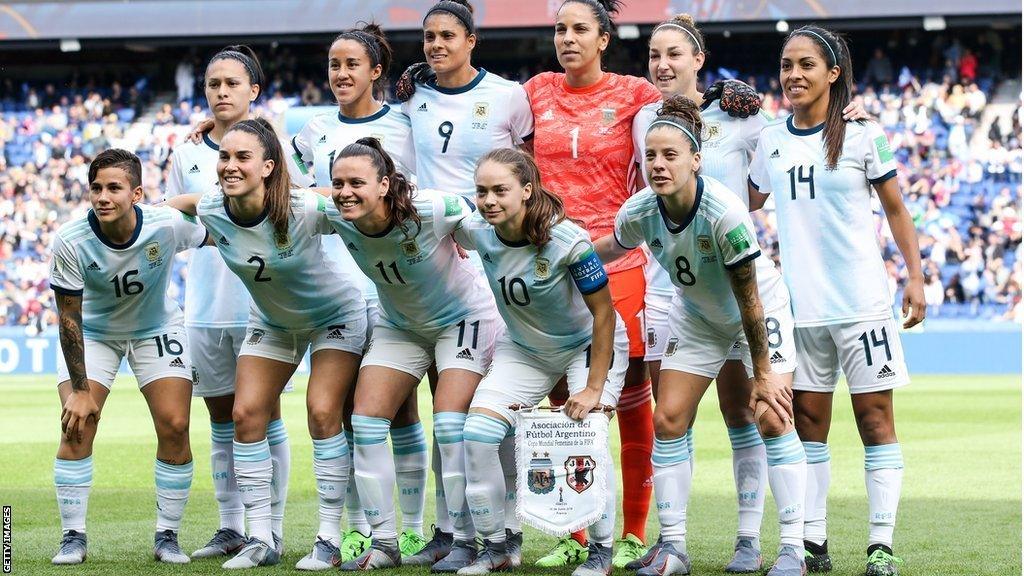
[568,248,608,295]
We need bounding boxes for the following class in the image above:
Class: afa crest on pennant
[515,409,610,536]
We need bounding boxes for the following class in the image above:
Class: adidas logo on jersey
[482,253,492,263]
[218,235,230,246]
[326,325,347,340]
[876,364,897,379]
[188,164,200,174]
[169,357,185,368]
[417,103,428,112]
[455,348,475,361]
[346,241,358,252]
[318,135,327,144]
[770,149,780,159]
[86,261,100,271]
[770,351,785,364]
[650,238,663,249]
[540,109,554,121]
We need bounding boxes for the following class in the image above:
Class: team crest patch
[274,231,292,251]
[665,337,679,357]
[144,242,161,262]
[527,452,556,494]
[565,456,596,494]
[473,102,489,119]
[697,235,713,254]
[701,121,722,142]
[601,108,616,124]
[534,257,551,280]
[247,329,265,345]
[401,239,420,258]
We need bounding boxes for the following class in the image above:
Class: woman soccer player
[457,148,629,576]
[318,138,501,572]
[166,118,368,570]
[522,0,661,566]
[597,96,806,576]
[395,1,534,565]
[289,24,427,567]
[748,26,925,576]
[49,149,208,565]
[165,45,293,562]
[629,16,864,571]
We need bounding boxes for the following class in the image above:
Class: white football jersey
[166,132,313,327]
[633,101,785,306]
[402,69,534,198]
[325,189,494,330]
[615,177,785,326]
[196,189,365,331]
[749,118,897,326]
[49,204,208,340]
[454,215,608,354]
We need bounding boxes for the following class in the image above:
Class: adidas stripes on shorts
[360,311,502,379]
[56,321,194,389]
[792,316,909,394]
[659,298,797,379]
[239,315,368,365]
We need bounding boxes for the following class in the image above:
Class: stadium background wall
[1,325,1018,376]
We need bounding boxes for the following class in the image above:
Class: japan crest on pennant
[515,409,610,536]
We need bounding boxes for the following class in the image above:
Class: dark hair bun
[597,0,622,14]
[447,0,474,15]
[658,95,700,120]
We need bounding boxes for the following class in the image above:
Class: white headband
[652,22,702,53]
[648,120,701,151]
[800,30,837,65]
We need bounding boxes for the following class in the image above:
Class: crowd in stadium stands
[1,35,1020,330]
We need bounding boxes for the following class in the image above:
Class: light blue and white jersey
[633,101,785,305]
[402,69,534,198]
[454,216,608,354]
[196,189,365,331]
[290,104,416,187]
[167,132,313,327]
[49,204,208,340]
[290,104,415,302]
[324,188,494,331]
[615,177,781,326]
[749,118,897,326]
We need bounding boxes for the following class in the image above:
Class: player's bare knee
[232,402,269,440]
[156,412,190,442]
[307,406,342,438]
[653,408,688,439]
[756,408,788,438]
[720,400,754,429]
[856,408,896,445]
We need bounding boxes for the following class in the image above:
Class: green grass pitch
[1,375,1019,575]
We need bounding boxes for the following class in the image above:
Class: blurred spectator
[863,48,894,89]
[175,58,195,104]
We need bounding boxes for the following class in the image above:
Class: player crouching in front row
[594,96,807,576]
[49,149,209,565]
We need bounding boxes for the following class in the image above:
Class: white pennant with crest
[514,409,610,536]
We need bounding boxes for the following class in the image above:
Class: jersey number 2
[247,256,271,282]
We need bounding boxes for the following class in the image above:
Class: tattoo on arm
[727,261,770,365]
[57,293,88,391]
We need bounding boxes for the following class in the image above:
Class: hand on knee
[755,404,790,438]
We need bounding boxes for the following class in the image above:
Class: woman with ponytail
[748,25,925,576]
[597,95,804,576]
[456,147,629,576]
[288,23,428,569]
[165,45,296,563]
[523,1,661,567]
[319,137,501,571]
[165,118,368,570]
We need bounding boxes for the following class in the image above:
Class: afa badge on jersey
[534,257,551,280]
[697,235,713,255]
[473,102,489,119]
[145,242,161,262]
[400,239,420,258]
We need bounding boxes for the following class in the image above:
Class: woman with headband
[748,25,924,576]
[595,95,806,576]
[396,1,534,569]
[165,45,294,563]
[289,23,428,569]
[629,16,867,573]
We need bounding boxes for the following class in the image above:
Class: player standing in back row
[748,25,926,576]
[50,149,209,566]
[523,0,660,567]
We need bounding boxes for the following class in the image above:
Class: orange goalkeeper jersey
[525,71,661,272]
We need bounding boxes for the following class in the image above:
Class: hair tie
[337,31,382,67]
[652,22,702,53]
[648,120,701,151]
[216,50,260,86]
[800,30,837,66]
[425,1,475,35]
